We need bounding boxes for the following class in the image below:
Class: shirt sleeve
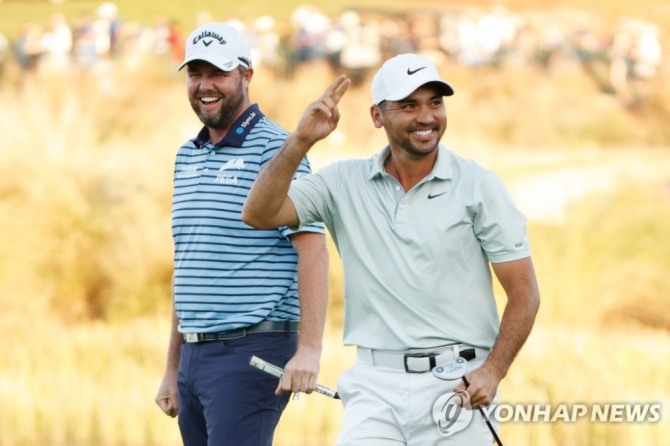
[287,162,340,229]
[472,169,531,263]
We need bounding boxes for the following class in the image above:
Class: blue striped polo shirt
[172,104,324,334]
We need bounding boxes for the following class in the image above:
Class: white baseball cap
[371,53,454,105]
[178,22,252,72]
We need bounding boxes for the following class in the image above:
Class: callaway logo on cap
[178,22,252,72]
[372,53,454,105]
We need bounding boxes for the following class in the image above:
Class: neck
[209,128,226,145]
[384,147,438,191]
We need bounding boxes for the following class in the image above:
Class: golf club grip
[249,355,340,399]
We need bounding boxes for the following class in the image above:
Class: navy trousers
[177,331,297,446]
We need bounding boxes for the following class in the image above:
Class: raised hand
[293,74,351,148]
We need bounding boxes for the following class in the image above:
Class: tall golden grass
[0,57,669,445]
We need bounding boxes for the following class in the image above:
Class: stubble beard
[398,139,438,158]
[190,85,245,131]
[394,128,443,159]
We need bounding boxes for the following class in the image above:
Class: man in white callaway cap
[243,53,540,444]
[177,21,252,72]
[155,22,330,446]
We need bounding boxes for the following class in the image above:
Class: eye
[215,70,237,78]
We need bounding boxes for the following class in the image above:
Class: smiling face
[186,60,252,138]
[371,83,447,159]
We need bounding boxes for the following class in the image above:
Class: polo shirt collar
[368,144,453,181]
[193,104,265,149]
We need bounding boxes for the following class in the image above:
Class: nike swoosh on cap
[407,66,427,75]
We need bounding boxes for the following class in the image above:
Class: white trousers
[336,354,498,445]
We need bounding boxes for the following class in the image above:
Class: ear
[370,104,383,129]
[243,67,254,86]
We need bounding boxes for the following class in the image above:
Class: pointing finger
[324,74,350,104]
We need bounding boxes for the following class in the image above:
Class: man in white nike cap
[370,52,455,104]
[243,52,540,444]
[155,22,330,446]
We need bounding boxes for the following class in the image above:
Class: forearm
[293,233,330,352]
[164,299,182,373]
[155,291,182,417]
[243,134,311,228]
[243,74,350,229]
[276,232,329,395]
[485,286,540,379]
[456,258,539,406]
[485,257,540,379]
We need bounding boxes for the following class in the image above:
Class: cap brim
[177,54,241,72]
[384,80,454,103]
[435,81,455,97]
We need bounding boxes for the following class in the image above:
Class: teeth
[201,97,220,103]
[414,130,432,136]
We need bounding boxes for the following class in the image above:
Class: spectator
[15,23,43,74]
[40,13,73,72]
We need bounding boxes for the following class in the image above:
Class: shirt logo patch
[219,158,245,171]
[216,158,245,184]
[176,165,199,179]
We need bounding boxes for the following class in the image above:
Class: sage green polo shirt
[288,145,531,350]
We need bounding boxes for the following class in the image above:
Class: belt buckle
[184,333,199,343]
[403,352,436,373]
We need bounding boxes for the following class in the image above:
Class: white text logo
[216,158,245,184]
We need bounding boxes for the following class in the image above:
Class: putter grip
[249,355,340,399]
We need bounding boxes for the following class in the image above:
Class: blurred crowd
[0,2,665,105]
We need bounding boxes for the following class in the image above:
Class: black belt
[183,320,299,343]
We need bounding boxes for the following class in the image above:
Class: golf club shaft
[462,377,503,446]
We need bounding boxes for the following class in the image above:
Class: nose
[416,105,435,124]
[198,73,217,90]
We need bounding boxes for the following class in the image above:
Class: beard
[389,127,443,159]
[189,81,245,131]
[396,137,439,158]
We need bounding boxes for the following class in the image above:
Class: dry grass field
[1,1,669,444]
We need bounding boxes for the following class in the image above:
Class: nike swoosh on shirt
[407,66,427,75]
[427,192,447,199]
